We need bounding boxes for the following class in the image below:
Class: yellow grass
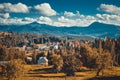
[23,65,120,80]
[24,64,53,71]
[2,64,120,80]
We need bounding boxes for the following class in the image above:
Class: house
[35,44,48,50]
[37,57,48,66]
[22,45,26,50]
[26,47,32,50]
[54,44,58,49]
[26,56,33,64]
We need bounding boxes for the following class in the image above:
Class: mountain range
[0,22,120,40]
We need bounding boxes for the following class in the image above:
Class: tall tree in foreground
[96,40,112,76]
[51,54,63,73]
[63,54,81,76]
[111,40,116,66]
[96,50,112,76]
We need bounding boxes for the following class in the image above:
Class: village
[0,32,120,80]
[16,36,92,65]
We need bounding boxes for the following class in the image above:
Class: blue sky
[0,0,120,27]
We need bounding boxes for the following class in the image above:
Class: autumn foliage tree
[51,53,63,72]
[96,50,112,76]
[62,53,81,76]
[4,59,25,80]
[96,40,113,76]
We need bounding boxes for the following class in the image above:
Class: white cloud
[0,3,29,13]
[1,13,119,27]
[98,4,120,15]
[34,3,56,16]
[0,18,21,25]
[0,15,96,27]
[0,16,53,25]
[64,11,75,17]
[0,13,9,19]
[0,17,34,25]
[64,11,84,18]
[37,16,52,25]
[22,17,36,22]
[53,16,96,27]
[96,14,120,26]
[54,16,75,26]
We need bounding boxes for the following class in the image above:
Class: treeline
[0,32,63,47]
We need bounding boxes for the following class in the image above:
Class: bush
[4,59,25,79]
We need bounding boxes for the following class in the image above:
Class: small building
[37,57,48,66]
[36,44,48,50]
[54,44,58,49]
[25,56,33,64]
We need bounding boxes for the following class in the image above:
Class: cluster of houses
[23,42,60,65]
[23,40,93,65]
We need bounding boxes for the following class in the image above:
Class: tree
[63,54,81,76]
[111,40,116,66]
[4,59,25,80]
[96,40,112,76]
[96,50,112,76]
[80,44,98,68]
[51,54,63,73]
[0,44,6,60]
[32,49,37,64]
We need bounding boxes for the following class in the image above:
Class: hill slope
[0,22,120,38]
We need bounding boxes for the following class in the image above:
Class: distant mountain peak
[89,22,105,26]
[89,22,119,27]
[29,21,40,25]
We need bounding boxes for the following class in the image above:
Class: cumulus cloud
[0,3,29,13]
[53,16,96,27]
[22,17,36,22]
[0,16,53,25]
[34,3,56,16]
[0,18,22,25]
[0,13,9,19]
[97,4,120,26]
[64,11,75,17]
[54,16,75,26]
[98,4,120,15]
[37,16,52,25]
[96,14,120,26]
[0,14,96,27]
[1,13,119,27]
[0,17,36,25]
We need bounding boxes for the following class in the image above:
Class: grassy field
[1,65,120,80]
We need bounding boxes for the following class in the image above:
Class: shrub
[4,59,25,79]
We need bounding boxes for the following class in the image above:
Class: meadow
[11,65,120,80]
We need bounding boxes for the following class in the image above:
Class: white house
[26,56,32,63]
[54,44,58,49]
[37,57,48,66]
